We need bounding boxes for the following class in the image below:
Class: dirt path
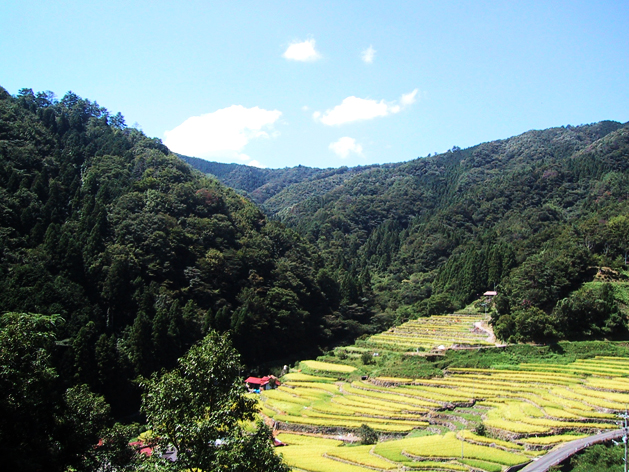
[473,320,496,344]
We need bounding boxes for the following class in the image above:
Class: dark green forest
[193,120,629,344]
[0,86,367,417]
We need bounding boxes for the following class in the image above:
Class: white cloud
[247,160,266,168]
[329,137,363,159]
[361,45,376,64]
[400,88,418,106]
[163,105,281,163]
[283,39,322,62]
[314,89,418,126]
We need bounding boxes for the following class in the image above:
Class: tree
[140,330,290,472]
[357,424,378,445]
[608,215,629,264]
[0,313,136,472]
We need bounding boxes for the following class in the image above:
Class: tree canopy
[140,330,289,471]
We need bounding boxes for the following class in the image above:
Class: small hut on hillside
[245,375,280,392]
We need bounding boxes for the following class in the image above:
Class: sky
[2,1,628,169]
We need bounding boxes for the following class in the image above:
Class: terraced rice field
[365,312,494,352]
[265,355,629,471]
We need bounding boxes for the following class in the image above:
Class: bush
[474,423,486,436]
[361,352,374,365]
[357,424,378,445]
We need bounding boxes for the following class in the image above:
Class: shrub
[358,424,378,445]
[361,352,374,365]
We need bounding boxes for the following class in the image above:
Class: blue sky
[2,1,628,169]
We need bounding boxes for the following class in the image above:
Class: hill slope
[186,121,629,343]
[0,87,359,413]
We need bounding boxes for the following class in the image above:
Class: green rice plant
[279,444,372,472]
[301,409,429,427]
[519,434,589,445]
[533,391,596,410]
[519,363,629,377]
[286,382,341,394]
[287,386,336,399]
[570,385,629,404]
[275,414,418,432]
[586,377,629,391]
[397,385,473,403]
[596,356,629,363]
[563,407,615,419]
[551,386,628,410]
[543,406,582,419]
[301,360,357,373]
[521,417,613,429]
[283,373,336,382]
[409,461,469,471]
[375,376,413,383]
[484,418,550,434]
[351,382,442,407]
[263,388,313,405]
[343,384,438,407]
[459,430,524,450]
[325,445,398,470]
[276,433,344,447]
[266,400,308,416]
[260,405,280,418]
[459,458,503,472]
[332,396,427,414]
[375,432,528,466]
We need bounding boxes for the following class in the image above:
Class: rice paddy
[364,312,495,352]
[263,313,629,471]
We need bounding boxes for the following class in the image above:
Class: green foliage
[357,424,378,445]
[567,442,624,472]
[0,313,136,471]
[0,86,342,416]
[193,119,629,344]
[140,330,289,471]
[361,351,374,365]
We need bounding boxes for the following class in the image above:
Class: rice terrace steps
[259,311,629,471]
[364,312,497,354]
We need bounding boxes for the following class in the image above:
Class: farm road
[518,429,625,472]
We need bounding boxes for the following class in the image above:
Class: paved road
[518,429,625,472]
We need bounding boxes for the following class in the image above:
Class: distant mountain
[184,121,629,345]
[179,154,388,216]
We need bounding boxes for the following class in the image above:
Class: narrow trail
[473,320,496,344]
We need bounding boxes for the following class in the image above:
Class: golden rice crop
[325,445,398,470]
[301,360,357,373]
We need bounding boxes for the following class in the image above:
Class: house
[483,291,497,297]
[245,375,280,392]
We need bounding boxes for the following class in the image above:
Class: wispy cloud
[163,105,281,165]
[283,39,322,62]
[400,89,418,106]
[247,160,266,168]
[314,89,418,126]
[329,137,363,158]
[361,45,376,64]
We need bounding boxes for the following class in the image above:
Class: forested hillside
[189,121,629,344]
[179,154,384,215]
[0,87,366,417]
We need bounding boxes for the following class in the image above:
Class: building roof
[245,375,280,387]
[483,291,497,296]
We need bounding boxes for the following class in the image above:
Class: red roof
[245,375,280,387]
[129,441,153,456]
